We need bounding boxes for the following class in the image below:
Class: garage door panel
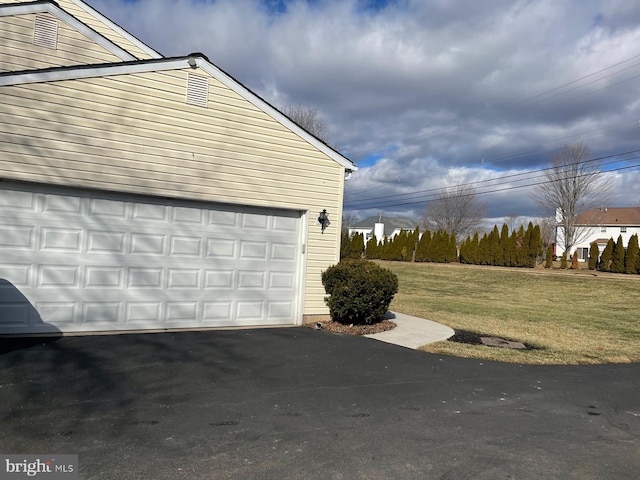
[87,231,126,254]
[0,183,302,334]
[40,227,83,252]
[208,210,237,226]
[43,194,83,215]
[0,225,35,248]
[206,239,236,258]
[204,269,234,289]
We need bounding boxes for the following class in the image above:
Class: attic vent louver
[186,74,209,108]
[33,15,58,50]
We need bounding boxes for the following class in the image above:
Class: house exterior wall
[0,68,345,317]
[0,12,123,72]
[557,225,640,260]
[0,0,157,60]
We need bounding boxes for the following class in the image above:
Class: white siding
[558,225,640,259]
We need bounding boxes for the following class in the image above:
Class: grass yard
[380,261,640,365]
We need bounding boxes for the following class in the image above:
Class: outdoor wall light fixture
[318,209,330,234]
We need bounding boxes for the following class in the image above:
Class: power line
[345,149,640,207]
[344,161,640,211]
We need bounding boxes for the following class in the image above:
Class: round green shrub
[321,259,398,325]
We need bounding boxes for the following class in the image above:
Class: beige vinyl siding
[50,0,155,59]
[0,0,155,59]
[0,13,122,72]
[0,68,345,316]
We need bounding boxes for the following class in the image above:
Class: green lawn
[379,261,640,364]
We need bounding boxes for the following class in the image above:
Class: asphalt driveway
[1,328,639,479]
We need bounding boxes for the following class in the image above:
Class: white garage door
[0,183,303,334]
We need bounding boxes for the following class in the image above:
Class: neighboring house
[348,216,418,243]
[556,207,640,261]
[0,0,356,334]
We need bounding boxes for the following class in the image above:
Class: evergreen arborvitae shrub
[322,259,398,325]
[599,238,614,272]
[350,233,365,259]
[529,224,543,267]
[545,244,553,268]
[588,241,599,270]
[365,237,379,259]
[611,235,626,273]
[560,252,568,269]
[340,231,352,260]
[625,234,640,274]
[415,230,431,262]
[570,251,579,269]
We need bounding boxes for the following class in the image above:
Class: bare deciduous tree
[533,142,610,254]
[341,212,360,234]
[505,214,524,233]
[422,183,486,240]
[281,104,329,144]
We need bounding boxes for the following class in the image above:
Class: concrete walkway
[365,311,455,349]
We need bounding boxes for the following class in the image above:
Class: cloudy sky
[88,0,640,225]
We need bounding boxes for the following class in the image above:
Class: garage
[0,182,304,334]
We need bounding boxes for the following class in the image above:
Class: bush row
[592,234,640,274]
[341,222,544,268]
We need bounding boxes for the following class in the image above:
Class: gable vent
[33,15,58,50]
[186,74,209,108]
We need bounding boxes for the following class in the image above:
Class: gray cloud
[88,0,640,224]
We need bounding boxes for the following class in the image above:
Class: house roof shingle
[575,207,640,226]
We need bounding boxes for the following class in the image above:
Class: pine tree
[448,233,458,262]
[504,231,517,267]
[340,231,352,260]
[392,230,407,261]
[469,231,479,264]
[560,252,568,269]
[365,237,379,259]
[599,238,614,272]
[611,235,625,273]
[529,224,543,267]
[588,241,599,270]
[522,222,534,267]
[459,236,469,264]
[624,234,639,274]
[408,227,420,262]
[545,244,553,268]
[499,224,510,267]
[571,250,579,269]
[488,226,500,266]
[478,233,489,265]
[415,230,431,262]
[515,225,526,267]
[350,232,365,259]
[432,230,445,262]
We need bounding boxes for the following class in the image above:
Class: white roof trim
[69,0,162,59]
[0,55,356,170]
[0,2,136,61]
[0,58,187,85]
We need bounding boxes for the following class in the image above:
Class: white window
[621,226,627,233]
[601,226,607,233]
